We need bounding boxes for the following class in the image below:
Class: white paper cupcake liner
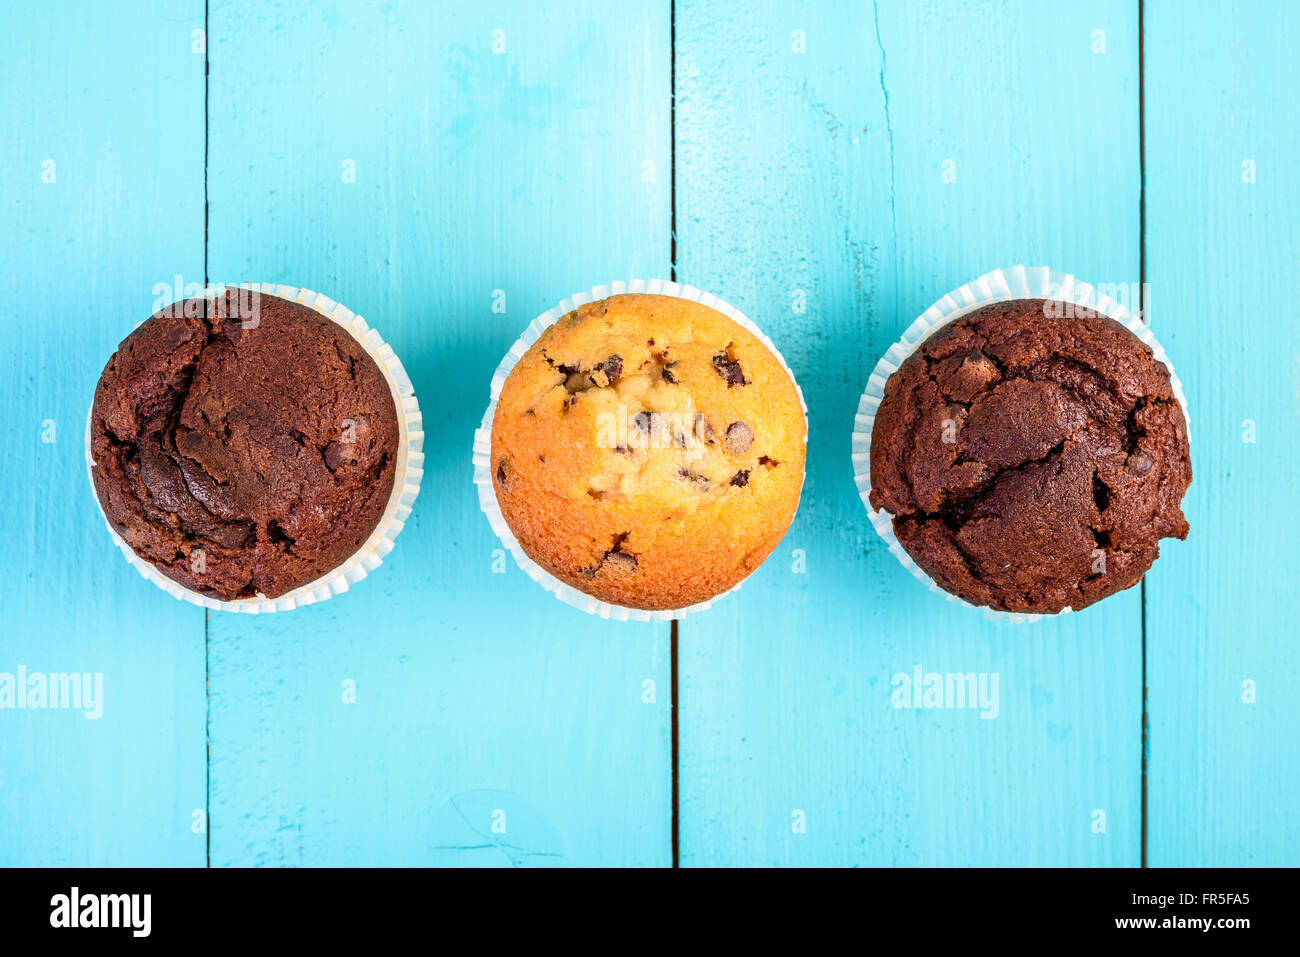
[473,279,809,622]
[86,283,425,614]
[852,266,1192,624]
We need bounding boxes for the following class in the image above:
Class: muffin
[868,298,1191,614]
[90,288,400,601]
[489,293,806,610]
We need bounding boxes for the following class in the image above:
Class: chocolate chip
[758,455,778,468]
[725,421,754,454]
[633,411,669,449]
[662,362,679,384]
[580,554,635,578]
[678,467,711,490]
[589,354,623,388]
[496,460,507,487]
[1127,451,1153,476]
[954,350,999,394]
[730,469,750,487]
[694,414,716,446]
[602,551,637,573]
[323,440,356,472]
[712,347,748,387]
[579,536,638,577]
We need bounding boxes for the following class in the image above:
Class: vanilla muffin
[490,293,806,610]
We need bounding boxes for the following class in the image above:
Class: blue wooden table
[1,0,1296,867]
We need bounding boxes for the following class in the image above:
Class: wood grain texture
[674,0,1145,866]
[0,0,207,866]
[204,0,672,867]
[1143,0,1300,865]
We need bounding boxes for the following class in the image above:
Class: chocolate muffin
[490,293,806,610]
[868,299,1191,614]
[90,289,400,601]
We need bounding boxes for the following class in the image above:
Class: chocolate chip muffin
[868,299,1191,614]
[90,289,400,601]
[490,293,806,610]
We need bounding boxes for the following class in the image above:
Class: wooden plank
[1143,0,1300,866]
[204,0,673,866]
[0,1,207,866]
[674,0,1144,865]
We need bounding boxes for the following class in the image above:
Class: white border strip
[473,279,809,622]
[851,266,1191,624]
[86,283,424,614]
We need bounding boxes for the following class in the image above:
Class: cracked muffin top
[868,298,1191,614]
[490,293,806,610]
[90,289,399,601]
